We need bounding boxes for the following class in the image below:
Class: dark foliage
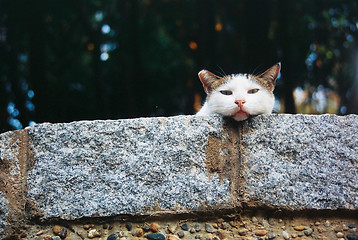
[1,0,357,132]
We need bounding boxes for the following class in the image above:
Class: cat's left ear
[258,62,281,91]
[198,70,221,94]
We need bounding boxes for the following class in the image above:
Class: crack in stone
[0,129,40,238]
[205,118,247,209]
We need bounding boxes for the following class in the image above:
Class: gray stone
[26,116,232,220]
[242,114,358,210]
[267,232,276,239]
[304,228,313,236]
[107,233,118,240]
[194,223,201,232]
[0,192,9,239]
[146,233,166,240]
[282,230,290,240]
[205,223,215,233]
[181,223,189,231]
[125,222,132,231]
[0,113,357,236]
[177,231,184,238]
[347,233,358,240]
[348,223,355,228]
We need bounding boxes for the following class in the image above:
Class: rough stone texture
[242,114,358,210]
[27,116,233,220]
[0,192,9,239]
[0,114,357,238]
[0,129,34,239]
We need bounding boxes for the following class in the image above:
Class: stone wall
[0,114,357,239]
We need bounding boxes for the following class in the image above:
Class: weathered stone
[26,116,231,220]
[216,230,226,239]
[205,223,215,233]
[294,225,307,231]
[0,114,357,239]
[0,193,9,239]
[143,223,151,232]
[52,225,61,235]
[43,235,52,240]
[88,229,101,238]
[59,227,67,239]
[146,233,165,240]
[238,229,248,236]
[242,114,358,210]
[304,228,313,236]
[107,233,118,240]
[136,228,144,237]
[254,229,267,236]
[267,232,276,239]
[181,223,189,231]
[347,233,358,240]
[125,222,132,231]
[0,130,34,239]
[334,225,343,232]
[151,223,159,233]
[324,220,331,227]
[194,223,201,232]
[282,231,290,240]
[337,232,345,238]
[167,235,179,240]
[177,231,184,238]
[348,223,356,229]
[167,225,176,234]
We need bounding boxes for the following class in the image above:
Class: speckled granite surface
[0,114,357,239]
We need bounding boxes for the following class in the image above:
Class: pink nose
[235,100,246,107]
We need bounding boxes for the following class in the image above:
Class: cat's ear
[258,62,281,91]
[198,70,221,94]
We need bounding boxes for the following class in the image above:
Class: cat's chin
[232,110,250,121]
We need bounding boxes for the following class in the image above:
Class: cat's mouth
[232,110,249,121]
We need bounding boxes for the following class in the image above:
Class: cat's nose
[235,100,246,107]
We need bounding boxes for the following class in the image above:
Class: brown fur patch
[249,75,275,92]
[201,63,280,94]
[209,74,234,92]
[209,74,274,93]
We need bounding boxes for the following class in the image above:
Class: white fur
[196,75,275,121]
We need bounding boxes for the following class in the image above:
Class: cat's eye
[248,88,260,94]
[220,90,233,95]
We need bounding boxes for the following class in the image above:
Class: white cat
[196,63,281,121]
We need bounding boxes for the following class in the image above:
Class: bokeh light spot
[189,41,198,50]
[101,24,111,34]
[215,22,223,31]
[100,52,109,61]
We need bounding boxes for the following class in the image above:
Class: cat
[196,63,281,121]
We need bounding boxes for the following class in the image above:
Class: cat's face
[198,63,280,121]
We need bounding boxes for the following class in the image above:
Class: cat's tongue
[233,110,249,120]
[235,110,248,116]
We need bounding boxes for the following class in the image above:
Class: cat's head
[198,63,280,121]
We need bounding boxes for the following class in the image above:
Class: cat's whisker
[215,65,227,77]
[250,64,263,76]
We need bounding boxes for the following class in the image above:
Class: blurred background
[1,0,358,133]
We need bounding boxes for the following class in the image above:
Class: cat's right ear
[198,70,221,94]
